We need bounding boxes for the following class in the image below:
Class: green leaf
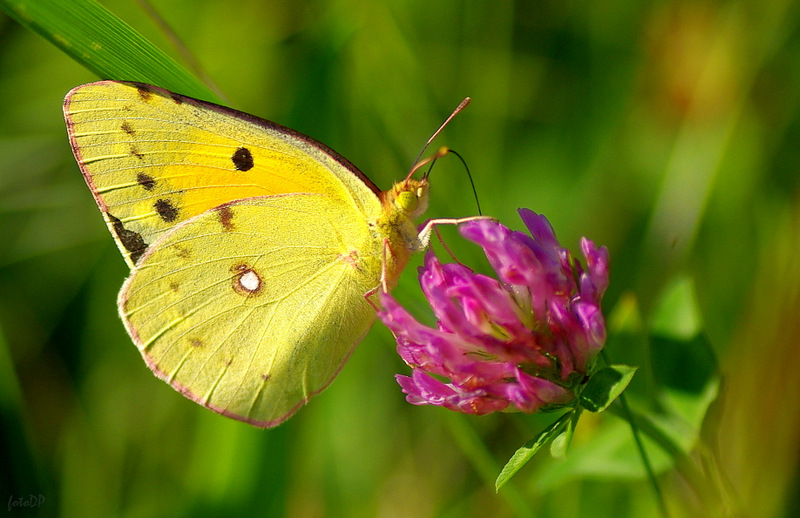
[649,275,702,339]
[549,407,582,458]
[648,276,718,393]
[580,365,638,413]
[0,0,219,102]
[495,411,571,492]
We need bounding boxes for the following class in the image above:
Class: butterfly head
[386,177,429,220]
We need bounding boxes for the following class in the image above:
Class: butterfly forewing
[64,81,380,267]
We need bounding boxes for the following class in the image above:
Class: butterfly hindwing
[119,193,383,427]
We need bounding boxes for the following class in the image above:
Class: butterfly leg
[363,237,394,311]
[416,216,494,249]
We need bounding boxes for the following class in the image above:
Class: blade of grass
[0,0,220,102]
[132,0,228,102]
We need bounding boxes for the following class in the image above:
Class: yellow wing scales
[118,194,383,426]
[64,81,381,267]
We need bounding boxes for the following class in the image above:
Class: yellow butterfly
[63,81,442,427]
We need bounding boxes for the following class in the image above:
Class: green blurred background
[2,0,800,516]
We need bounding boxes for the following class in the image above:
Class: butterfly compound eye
[396,189,419,213]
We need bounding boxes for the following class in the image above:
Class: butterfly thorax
[375,177,430,285]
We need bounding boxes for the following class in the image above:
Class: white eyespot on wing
[232,264,262,296]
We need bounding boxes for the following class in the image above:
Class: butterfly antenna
[411,97,471,168]
[418,148,482,216]
[448,149,482,216]
[405,146,448,181]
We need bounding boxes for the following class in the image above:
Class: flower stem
[602,350,670,518]
[621,390,670,518]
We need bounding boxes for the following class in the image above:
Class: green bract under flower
[378,209,609,415]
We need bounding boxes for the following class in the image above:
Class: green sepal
[580,365,638,413]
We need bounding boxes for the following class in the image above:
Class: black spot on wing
[107,213,147,264]
[232,147,254,171]
[121,121,135,135]
[136,172,156,190]
[154,199,179,222]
